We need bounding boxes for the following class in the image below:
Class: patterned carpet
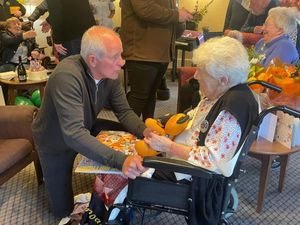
[1,76,300,225]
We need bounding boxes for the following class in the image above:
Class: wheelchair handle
[247,80,282,93]
[255,105,300,127]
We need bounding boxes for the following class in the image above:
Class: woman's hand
[144,133,173,153]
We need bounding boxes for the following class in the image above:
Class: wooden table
[0,77,48,105]
[249,138,300,213]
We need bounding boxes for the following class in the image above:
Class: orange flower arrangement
[248,58,300,94]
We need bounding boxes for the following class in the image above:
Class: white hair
[80,26,119,61]
[192,36,249,86]
[268,7,300,35]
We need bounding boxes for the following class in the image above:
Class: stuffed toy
[135,113,190,157]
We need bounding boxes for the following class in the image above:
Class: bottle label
[18,75,27,82]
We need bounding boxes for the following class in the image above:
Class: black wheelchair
[103,82,300,225]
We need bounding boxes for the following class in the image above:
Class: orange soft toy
[135,113,190,157]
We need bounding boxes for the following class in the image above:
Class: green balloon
[15,96,34,106]
[31,89,41,107]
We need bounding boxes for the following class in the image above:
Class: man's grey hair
[192,36,249,86]
[268,7,300,35]
[80,26,119,61]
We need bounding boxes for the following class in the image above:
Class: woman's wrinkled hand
[144,133,173,153]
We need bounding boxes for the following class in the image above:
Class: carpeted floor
[1,75,300,225]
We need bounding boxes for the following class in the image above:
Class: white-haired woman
[145,36,258,178]
[255,7,300,67]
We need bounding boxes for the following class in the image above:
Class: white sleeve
[188,110,242,175]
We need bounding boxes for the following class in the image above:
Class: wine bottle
[17,56,27,82]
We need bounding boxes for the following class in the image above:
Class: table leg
[172,48,179,82]
[256,155,274,213]
[181,50,186,67]
[278,155,289,193]
[7,87,15,105]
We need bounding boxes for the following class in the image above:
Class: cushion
[177,67,197,86]
[0,138,32,174]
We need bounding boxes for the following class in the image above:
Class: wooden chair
[0,105,43,185]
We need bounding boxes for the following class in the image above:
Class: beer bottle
[17,56,27,82]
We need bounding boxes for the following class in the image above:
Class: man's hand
[22,30,37,40]
[54,43,68,55]
[40,20,51,33]
[179,8,193,22]
[122,155,146,179]
[254,26,263,34]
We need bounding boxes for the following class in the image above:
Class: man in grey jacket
[32,26,147,218]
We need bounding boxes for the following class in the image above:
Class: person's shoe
[157,88,170,100]
[157,76,170,100]
[159,76,168,90]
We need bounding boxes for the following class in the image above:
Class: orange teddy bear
[135,113,190,157]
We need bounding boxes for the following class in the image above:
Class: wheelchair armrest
[143,156,215,179]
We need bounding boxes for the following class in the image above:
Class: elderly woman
[255,7,299,67]
[145,36,258,177]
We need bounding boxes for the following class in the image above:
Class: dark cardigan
[189,83,258,225]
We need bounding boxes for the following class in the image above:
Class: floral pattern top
[174,97,242,176]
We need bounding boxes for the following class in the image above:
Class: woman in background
[255,7,299,67]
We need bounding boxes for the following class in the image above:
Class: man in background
[121,0,193,121]
[45,0,96,60]
[241,0,278,34]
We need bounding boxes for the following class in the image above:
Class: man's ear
[87,54,97,68]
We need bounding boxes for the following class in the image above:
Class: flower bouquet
[192,0,215,24]
[248,57,300,110]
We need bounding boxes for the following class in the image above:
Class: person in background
[121,0,193,121]
[0,0,31,31]
[279,0,300,55]
[28,0,49,32]
[0,17,37,70]
[0,0,26,21]
[241,0,278,34]
[89,0,115,29]
[45,0,96,60]
[224,0,250,31]
[255,7,299,67]
[32,26,149,219]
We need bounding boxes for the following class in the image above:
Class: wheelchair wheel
[225,186,238,219]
